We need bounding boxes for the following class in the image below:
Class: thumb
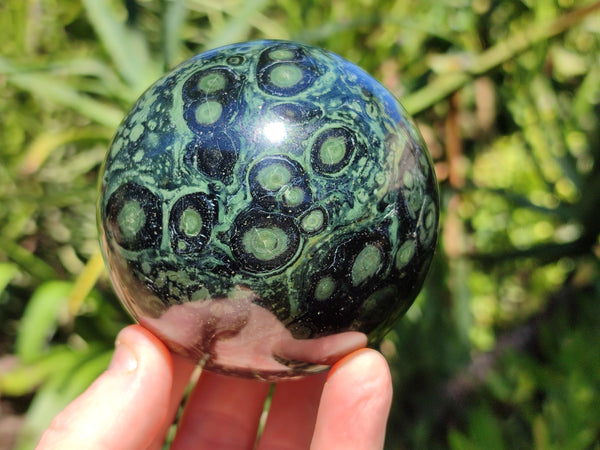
[37,325,174,450]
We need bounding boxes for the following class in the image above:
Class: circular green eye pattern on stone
[351,245,382,286]
[315,276,336,300]
[300,209,325,233]
[180,207,203,237]
[195,101,223,124]
[98,40,439,378]
[270,64,304,88]
[117,200,145,239]
[395,240,416,270]
[257,164,292,190]
[283,186,305,206]
[198,73,227,93]
[270,48,295,60]
[319,136,346,165]
[242,226,289,261]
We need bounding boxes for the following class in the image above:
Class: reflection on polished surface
[139,287,367,380]
[98,40,439,379]
[263,121,287,143]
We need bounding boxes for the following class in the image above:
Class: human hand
[37,325,393,449]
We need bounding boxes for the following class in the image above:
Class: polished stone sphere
[98,40,439,380]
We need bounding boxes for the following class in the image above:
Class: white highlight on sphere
[263,121,287,143]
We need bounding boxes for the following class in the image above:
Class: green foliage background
[1,0,599,448]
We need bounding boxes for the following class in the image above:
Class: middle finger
[171,370,270,449]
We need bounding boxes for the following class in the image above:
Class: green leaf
[14,347,112,450]
[19,126,111,175]
[0,262,18,294]
[0,345,78,396]
[468,405,506,450]
[15,281,73,363]
[82,0,161,93]
[0,236,57,281]
[448,429,477,450]
[161,0,188,69]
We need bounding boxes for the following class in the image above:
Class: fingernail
[327,347,372,381]
[109,339,138,373]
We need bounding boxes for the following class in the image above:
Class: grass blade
[0,236,57,281]
[68,249,106,316]
[161,0,188,69]
[81,0,161,92]
[205,0,271,49]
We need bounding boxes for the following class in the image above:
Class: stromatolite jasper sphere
[98,40,439,380]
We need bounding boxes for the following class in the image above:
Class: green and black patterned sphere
[98,40,439,379]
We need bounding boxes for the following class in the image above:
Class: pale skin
[36,325,393,450]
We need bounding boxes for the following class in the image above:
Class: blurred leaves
[81,0,161,92]
[15,281,73,363]
[0,57,125,128]
[1,0,599,448]
[14,346,112,449]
